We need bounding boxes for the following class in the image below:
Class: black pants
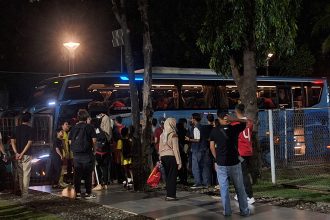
[178,149,188,185]
[95,153,110,185]
[73,154,94,194]
[0,158,6,191]
[161,156,178,198]
[50,154,62,185]
[241,156,253,198]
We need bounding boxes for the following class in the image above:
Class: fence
[259,108,330,192]
[0,116,52,187]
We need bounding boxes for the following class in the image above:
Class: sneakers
[76,193,81,199]
[214,185,220,190]
[190,184,203,189]
[92,184,103,191]
[248,197,256,204]
[165,196,178,201]
[234,194,256,204]
[84,193,96,200]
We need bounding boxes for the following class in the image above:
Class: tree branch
[229,56,241,84]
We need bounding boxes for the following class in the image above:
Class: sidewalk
[30,185,330,220]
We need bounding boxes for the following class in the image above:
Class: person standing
[159,118,182,200]
[233,104,255,204]
[176,118,188,185]
[209,109,250,217]
[10,112,34,197]
[69,109,97,199]
[60,121,70,186]
[186,113,210,188]
[0,132,8,193]
[50,129,64,188]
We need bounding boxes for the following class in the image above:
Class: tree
[312,3,330,54]
[138,0,154,173]
[112,0,145,191]
[197,0,301,177]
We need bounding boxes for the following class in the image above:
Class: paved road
[30,185,330,220]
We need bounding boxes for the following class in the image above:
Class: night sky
[0,0,329,108]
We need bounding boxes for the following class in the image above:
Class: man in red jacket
[233,104,255,204]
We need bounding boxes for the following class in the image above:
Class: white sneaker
[248,197,255,204]
[92,184,103,191]
[214,185,220,190]
[234,194,238,200]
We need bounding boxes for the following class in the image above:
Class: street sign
[112,29,124,47]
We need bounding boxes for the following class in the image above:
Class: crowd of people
[0,103,255,216]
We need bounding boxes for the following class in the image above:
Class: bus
[27,67,330,180]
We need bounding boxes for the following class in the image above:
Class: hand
[2,154,7,162]
[60,155,63,160]
[18,153,23,160]
[185,136,190,141]
[15,153,20,160]
[178,164,182,170]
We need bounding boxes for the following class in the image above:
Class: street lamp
[63,41,80,73]
[266,53,274,76]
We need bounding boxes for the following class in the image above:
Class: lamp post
[266,53,274,76]
[63,42,80,73]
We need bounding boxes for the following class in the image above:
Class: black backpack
[70,123,92,154]
[122,138,132,159]
[96,129,110,153]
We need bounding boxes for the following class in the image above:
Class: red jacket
[231,118,253,156]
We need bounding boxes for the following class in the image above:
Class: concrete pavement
[30,185,330,220]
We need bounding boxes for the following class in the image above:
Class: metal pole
[266,59,269,76]
[120,46,123,73]
[72,52,75,73]
[268,109,276,184]
[284,110,288,167]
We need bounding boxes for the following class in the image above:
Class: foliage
[312,3,330,53]
[273,45,315,76]
[197,0,301,74]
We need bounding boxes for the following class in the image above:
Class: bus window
[152,84,178,110]
[181,84,206,109]
[31,79,62,105]
[226,85,239,109]
[277,87,292,108]
[292,86,304,108]
[63,79,86,100]
[257,86,277,109]
[305,85,322,107]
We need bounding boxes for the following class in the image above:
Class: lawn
[0,199,59,220]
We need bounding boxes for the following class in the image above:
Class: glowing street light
[63,41,80,73]
[266,53,274,76]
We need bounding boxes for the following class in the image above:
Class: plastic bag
[147,164,161,188]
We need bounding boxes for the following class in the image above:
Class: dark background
[0,0,329,108]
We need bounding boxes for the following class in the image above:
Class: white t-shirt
[193,127,200,140]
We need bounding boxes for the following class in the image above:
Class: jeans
[73,154,94,194]
[192,150,212,186]
[215,163,249,216]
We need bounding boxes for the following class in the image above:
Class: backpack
[96,128,110,153]
[122,138,133,159]
[70,123,92,154]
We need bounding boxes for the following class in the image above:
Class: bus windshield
[30,79,63,105]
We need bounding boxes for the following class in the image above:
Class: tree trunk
[230,49,262,182]
[112,0,143,191]
[138,0,153,189]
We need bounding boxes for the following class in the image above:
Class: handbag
[147,163,161,188]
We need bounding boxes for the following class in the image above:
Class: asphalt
[29,185,330,220]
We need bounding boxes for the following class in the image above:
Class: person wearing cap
[209,109,250,217]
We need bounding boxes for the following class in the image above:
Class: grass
[252,179,330,203]
[0,199,59,220]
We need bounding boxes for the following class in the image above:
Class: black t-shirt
[68,123,97,154]
[209,123,246,166]
[12,124,34,156]
[53,138,64,156]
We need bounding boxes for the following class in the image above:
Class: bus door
[30,113,53,185]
